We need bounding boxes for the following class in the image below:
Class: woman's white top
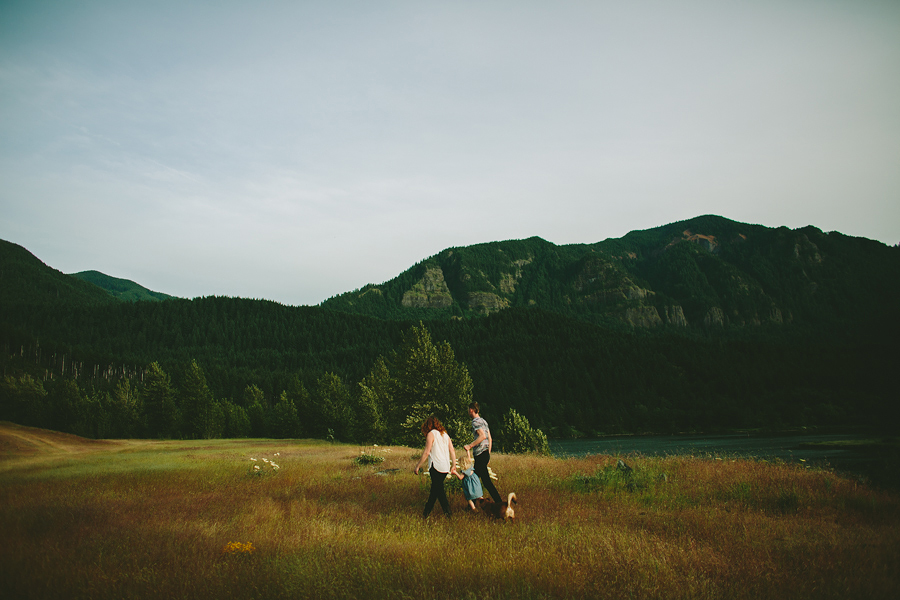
[428,429,452,473]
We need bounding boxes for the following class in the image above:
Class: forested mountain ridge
[0,239,118,308]
[322,215,900,336]
[70,270,176,302]
[1,217,898,444]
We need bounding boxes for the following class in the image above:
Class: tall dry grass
[1,433,898,599]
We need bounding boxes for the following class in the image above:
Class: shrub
[496,408,550,454]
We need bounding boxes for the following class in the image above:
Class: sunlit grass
[1,436,898,599]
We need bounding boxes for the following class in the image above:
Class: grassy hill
[0,420,120,456]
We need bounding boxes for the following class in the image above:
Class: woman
[462,402,501,504]
[414,415,458,519]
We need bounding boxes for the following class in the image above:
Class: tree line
[1,321,549,453]
[3,297,895,441]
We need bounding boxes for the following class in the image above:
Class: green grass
[1,432,898,599]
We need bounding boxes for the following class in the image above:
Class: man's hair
[468,402,480,414]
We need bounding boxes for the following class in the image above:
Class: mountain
[70,270,176,302]
[1,218,898,442]
[321,215,900,336]
[0,239,117,308]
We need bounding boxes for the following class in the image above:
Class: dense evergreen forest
[1,215,898,445]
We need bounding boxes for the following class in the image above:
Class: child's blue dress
[461,467,483,501]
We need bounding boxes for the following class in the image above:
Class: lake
[550,433,865,468]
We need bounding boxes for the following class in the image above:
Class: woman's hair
[468,402,480,414]
[421,415,446,436]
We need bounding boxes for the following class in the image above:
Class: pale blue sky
[2,0,898,305]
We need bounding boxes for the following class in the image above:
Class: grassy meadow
[1,421,898,599]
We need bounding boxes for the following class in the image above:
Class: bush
[496,408,550,454]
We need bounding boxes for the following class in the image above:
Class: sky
[1,0,898,306]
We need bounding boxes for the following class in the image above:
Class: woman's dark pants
[423,465,451,518]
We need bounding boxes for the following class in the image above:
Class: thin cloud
[1,1,898,305]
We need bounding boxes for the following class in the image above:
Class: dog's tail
[504,492,518,520]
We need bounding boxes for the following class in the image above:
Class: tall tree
[110,379,142,438]
[270,390,300,438]
[142,362,177,438]
[285,375,313,437]
[180,359,222,439]
[222,399,251,438]
[354,356,391,443]
[388,322,473,446]
[315,372,352,441]
[242,384,269,437]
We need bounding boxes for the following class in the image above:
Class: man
[462,402,501,503]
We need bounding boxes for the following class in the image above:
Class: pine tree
[222,399,251,438]
[315,372,353,441]
[388,322,473,446]
[286,375,313,437]
[142,362,177,438]
[355,356,391,443]
[110,379,142,438]
[271,390,300,438]
[180,359,222,439]
[242,384,269,437]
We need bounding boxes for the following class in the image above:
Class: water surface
[550,433,861,465]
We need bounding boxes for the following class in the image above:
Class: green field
[1,422,898,599]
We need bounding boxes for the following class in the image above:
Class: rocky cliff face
[664,305,688,327]
[704,307,726,327]
[499,258,532,294]
[402,267,453,308]
[625,306,663,327]
[467,292,509,315]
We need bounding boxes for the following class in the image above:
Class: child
[454,451,483,511]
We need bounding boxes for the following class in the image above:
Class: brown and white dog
[475,492,517,521]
